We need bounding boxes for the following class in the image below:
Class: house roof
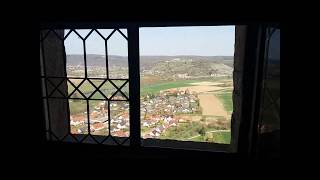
[120,121,126,126]
[91,123,105,130]
[70,115,86,122]
[144,134,152,138]
[114,130,127,137]
[159,126,165,131]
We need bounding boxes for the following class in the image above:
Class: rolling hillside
[66,54,234,69]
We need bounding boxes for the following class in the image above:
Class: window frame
[40,22,263,154]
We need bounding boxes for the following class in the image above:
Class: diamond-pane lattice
[42,28,130,146]
[78,80,96,98]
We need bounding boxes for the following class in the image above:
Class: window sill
[48,133,231,153]
[141,138,230,153]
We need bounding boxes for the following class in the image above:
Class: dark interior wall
[41,141,243,161]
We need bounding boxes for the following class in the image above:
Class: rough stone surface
[41,30,68,140]
[230,25,246,152]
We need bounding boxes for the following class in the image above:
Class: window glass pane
[69,99,88,135]
[63,29,130,142]
[139,26,235,144]
[110,101,130,137]
[65,29,85,78]
[259,27,280,134]
[89,100,108,136]
[107,29,128,79]
[86,30,107,78]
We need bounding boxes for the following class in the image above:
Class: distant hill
[66,54,234,69]
[148,58,233,77]
[140,55,233,69]
[66,54,127,67]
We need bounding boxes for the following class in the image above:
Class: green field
[68,80,127,95]
[68,79,128,114]
[68,77,228,98]
[69,99,104,114]
[215,90,233,113]
[140,77,226,96]
[160,122,202,140]
[69,100,87,114]
[160,121,231,144]
[189,131,231,144]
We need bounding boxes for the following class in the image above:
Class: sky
[64,26,235,56]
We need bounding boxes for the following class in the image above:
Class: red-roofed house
[90,123,105,132]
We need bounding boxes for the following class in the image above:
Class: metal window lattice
[40,29,130,145]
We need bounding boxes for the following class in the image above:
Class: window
[40,23,244,152]
[256,26,280,158]
[139,26,234,144]
[41,29,130,145]
[258,27,280,134]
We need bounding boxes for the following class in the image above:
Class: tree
[200,117,205,122]
[149,93,155,99]
[198,126,206,136]
[210,69,218,77]
[205,133,214,142]
[144,108,148,120]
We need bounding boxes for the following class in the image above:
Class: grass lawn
[209,131,231,144]
[160,121,231,144]
[189,131,231,144]
[160,121,203,140]
[189,135,203,141]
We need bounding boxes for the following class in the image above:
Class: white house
[142,122,150,127]
[70,120,85,126]
[111,128,120,132]
[164,116,173,123]
[117,121,126,129]
[182,109,191,113]
[156,125,166,133]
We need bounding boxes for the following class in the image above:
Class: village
[140,88,201,138]
[70,101,130,137]
[69,88,201,139]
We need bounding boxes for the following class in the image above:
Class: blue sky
[64,26,235,56]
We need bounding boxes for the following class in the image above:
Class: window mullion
[128,25,141,148]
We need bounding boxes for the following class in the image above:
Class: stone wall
[230,25,247,152]
[40,30,69,140]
